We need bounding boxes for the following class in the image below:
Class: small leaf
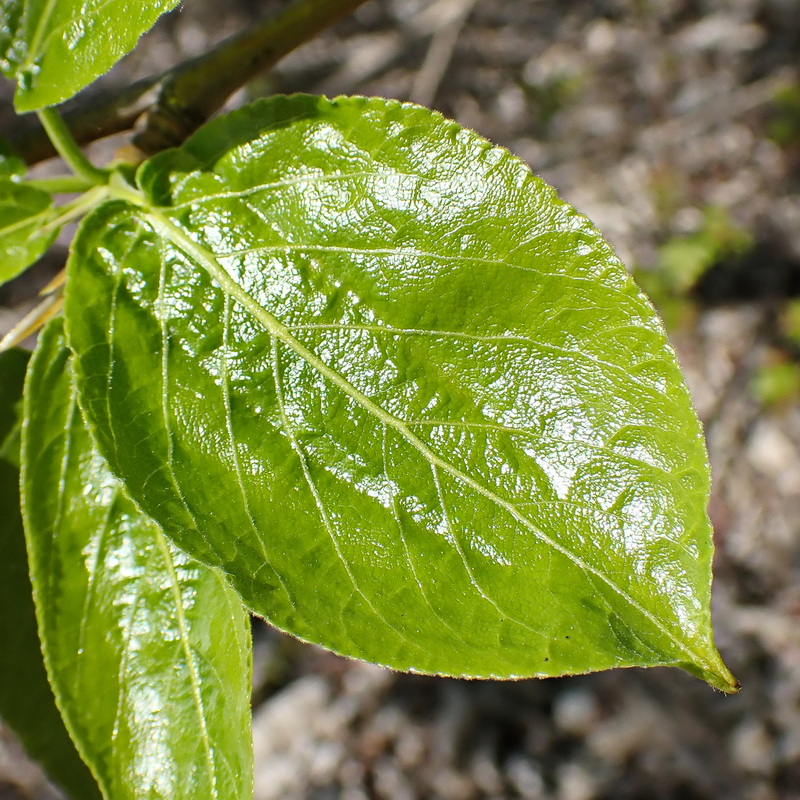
[2,0,180,111]
[22,320,254,800]
[0,136,26,179]
[0,347,102,800]
[66,95,736,689]
[0,179,58,286]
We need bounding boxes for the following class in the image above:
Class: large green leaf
[65,95,735,690]
[0,348,102,800]
[1,0,180,111]
[22,320,253,800]
[0,179,58,285]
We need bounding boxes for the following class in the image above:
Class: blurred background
[2,0,800,798]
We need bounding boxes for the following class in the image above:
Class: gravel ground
[2,1,800,799]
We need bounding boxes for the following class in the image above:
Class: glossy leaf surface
[0,179,57,285]
[1,0,179,110]
[0,348,101,800]
[22,320,253,800]
[66,95,735,689]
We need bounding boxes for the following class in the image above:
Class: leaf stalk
[36,108,110,186]
[25,175,95,194]
[14,0,372,165]
[39,186,111,235]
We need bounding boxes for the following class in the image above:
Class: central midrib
[142,207,710,674]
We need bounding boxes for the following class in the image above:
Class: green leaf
[0,179,58,285]
[65,95,736,690]
[0,346,28,459]
[0,469,104,800]
[1,0,180,111]
[0,137,26,179]
[0,347,102,800]
[22,319,254,800]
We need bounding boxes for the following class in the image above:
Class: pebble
[556,762,598,800]
[677,14,766,53]
[553,689,600,737]
[730,720,776,775]
[506,755,545,800]
[746,420,800,496]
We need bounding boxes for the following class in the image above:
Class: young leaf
[0,179,58,285]
[1,0,180,111]
[0,348,102,800]
[22,320,254,800]
[66,95,736,690]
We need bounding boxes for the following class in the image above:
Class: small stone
[747,421,800,496]
[585,20,617,57]
[494,85,527,126]
[506,755,545,800]
[556,762,597,800]
[373,757,414,800]
[553,689,600,737]
[678,15,765,53]
[309,741,345,784]
[730,720,775,775]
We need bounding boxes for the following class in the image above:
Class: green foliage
[22,320,253,800]
[1,0,180,110]
[0,136,26,177]
[657,206,752,295]
[781,298,800,345]
[751,360,800,408]
[0,2,738,797]
[635,206,753,329]
[0,179,58,284]
[0,346,27,454]
[751,301,800,408]
[63,95,732,688]
[0,348,103,800]
[768,83,800,147]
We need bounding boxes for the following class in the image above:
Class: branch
[6,77,161,166]
[8,0,371,165]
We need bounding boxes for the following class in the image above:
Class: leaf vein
[218,243,607,290]
[380,427,472,647]
[288,323,676,409]
[271,339,414,646]
[143,209,713,673]
[430,462,546,641]
[153,531,218,796]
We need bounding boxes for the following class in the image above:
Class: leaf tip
[681,650,739,693]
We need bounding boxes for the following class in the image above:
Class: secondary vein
[142,208,712,674]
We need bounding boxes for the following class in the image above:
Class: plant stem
[36,108,109,185]
[12,0,372,165]
[135,0,372,153]
[25,175,95,194]
[39,186,111,235]
[0,292,64,353]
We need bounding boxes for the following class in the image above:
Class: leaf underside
[22,320,253,800]
[65,95,735,690]
[1,0,180,110]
